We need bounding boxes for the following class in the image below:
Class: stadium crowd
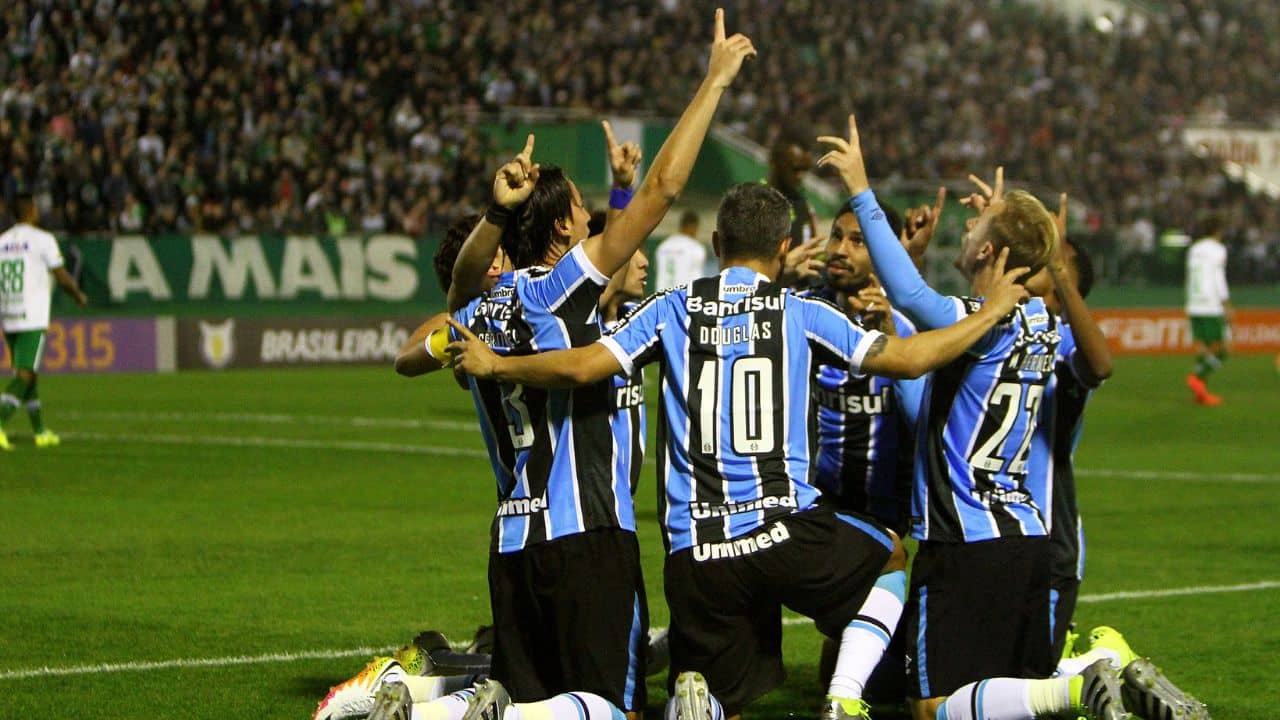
[0,0,1277,278]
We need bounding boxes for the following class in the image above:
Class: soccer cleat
[1079,658,1131,720]
[821,696,872,720]
[0,428,11,451]
[1088,627,1139,669]
[414,629,492,676]
[673,672,718,720]
[461,678,512,720]
[1120,658,1211,720]
[313,657,406,720]
[33,430,60,448]
[467,624,495,655]
[1185,374,1207,395]
[368,680,415,720]
[1062,625,1081,661]
[1193,392,1223,406]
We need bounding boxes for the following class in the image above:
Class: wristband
[609,187,635,210]
[485,204,513,227]
[426,327,451,362]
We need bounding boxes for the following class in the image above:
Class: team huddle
[314,11,1210,720]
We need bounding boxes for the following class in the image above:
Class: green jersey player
[0,193,88,450]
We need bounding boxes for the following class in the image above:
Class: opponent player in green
[0,192,87,450]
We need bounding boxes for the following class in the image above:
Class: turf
[1,354,1277,718]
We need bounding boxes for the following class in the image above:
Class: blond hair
[988,190,1058,277]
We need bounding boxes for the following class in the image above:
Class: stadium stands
[0,0,1276,280]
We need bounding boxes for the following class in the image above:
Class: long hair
[501,165,572,269]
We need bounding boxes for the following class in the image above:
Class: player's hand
[982,247,1031,317]
[848,280,895,335]
[904,185,946,258]
[602,121,642,189]
[706,8,757,90]
[817,113,870,196]
[1047,192,1071,279]
[959,166,1003,214]
[445,318,500,379]
[782,236,825,285]
[492,134,540,209]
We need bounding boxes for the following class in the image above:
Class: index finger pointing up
[601,120,617,149]
[847,113,860,146]
[715,7,725,42]
[520,134,535,159]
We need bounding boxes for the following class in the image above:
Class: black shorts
[1050,576,1081,662]
[488,528,647,711]
[904,536,1053,699]
[664,507,895,715]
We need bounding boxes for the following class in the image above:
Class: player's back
[912,296,1061,544]
[601,267,883,553]
[654,233,707,291]
[1185,237,1228,316]
[453,245,637,553]
[0,223,61,331]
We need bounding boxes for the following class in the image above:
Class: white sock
[936,678,1071,720]
[1054,647,1122,678]
[518,692,626,720]
[402,675,448,702]
[411,689,475,720]
[828,570,906,699]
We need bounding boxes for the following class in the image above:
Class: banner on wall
[0,317,171,374]
[174,316,424,370]
[1093,309,1280,355]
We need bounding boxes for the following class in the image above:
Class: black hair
[1065,237,1095,299]
[587,209,608,237]
[501,165,573,269]
[716,183,792,262]
[433,213,482,293]
[1194,212,1224,239]
[679,210,700,229]
[833,200,903,239]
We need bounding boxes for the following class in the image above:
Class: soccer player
[654,211,709,291]
[395,213,510,378]
[1022,196,1113,662]
[816,117,1127,720]
[0,192,87,450]
[767,130,820,245]
[425,12,759,720]
[446,181,1034,720]
[1184,214,1231,405]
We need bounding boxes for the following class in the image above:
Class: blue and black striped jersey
[453,244,640,553]
[802,296,923,531]
[609,301,646,497]
[1025,323,1097,581]
[598,267,884,553]
[911,296,1061,543]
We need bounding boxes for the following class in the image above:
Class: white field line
[2,580,1276,682]
[1075,468,1280,483]
[62,431,489,459]
[61,409,475,432]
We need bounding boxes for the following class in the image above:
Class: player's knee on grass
[882,530,906,573]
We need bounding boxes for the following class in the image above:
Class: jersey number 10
[696,357,777,456]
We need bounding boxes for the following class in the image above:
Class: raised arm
[581,8,756,277]
[1048,194,1111,385]
[818,114,956,329]
[861,251,1030,378]
[447,319,623,389]
[448,135,539,312]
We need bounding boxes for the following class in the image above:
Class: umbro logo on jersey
[692,521,791,562]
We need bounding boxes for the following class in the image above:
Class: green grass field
[1,354,1277,718]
